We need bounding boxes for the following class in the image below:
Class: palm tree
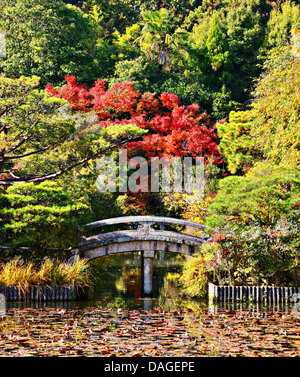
[137,8,188,69]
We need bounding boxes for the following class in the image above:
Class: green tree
[138,8,188,70]
[83,0,138,36]
[0,74,145,185]
[125,0,202,17]
[188,1,264,115]
[110,56,163,93]
[206,163,300,285]
[225,3,264,101]
[205,14,231,73]
[215,30,300,174]
[265,0,300,49]
[0,181,90,261]
[0,75,73,184]
[0,0,98,85]
[0,74,146,259]
[208,164,300,229]
[216,110,262,174]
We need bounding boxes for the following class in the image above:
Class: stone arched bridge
[71,216,209,295]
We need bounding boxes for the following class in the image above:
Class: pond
[88,251,202,311]
[5,251,205,311]
[2,252,300,357]
[5,251,298,313]
[86,251,298,313]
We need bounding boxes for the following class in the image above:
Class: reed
[0,257,94,288]
[0,257,36,289]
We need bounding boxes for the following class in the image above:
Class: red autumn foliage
[46,76,223,164]
[45,76,95,112]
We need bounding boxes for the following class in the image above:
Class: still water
[86,251,204,311]
[3,252,299,357]
[5,251,297,313]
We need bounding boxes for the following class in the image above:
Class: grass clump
[0,257,94,288]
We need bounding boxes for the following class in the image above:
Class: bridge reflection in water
[71,216,209,296]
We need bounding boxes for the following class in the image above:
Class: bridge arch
[71,216,209,295]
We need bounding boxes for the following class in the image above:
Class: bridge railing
[74,216,208,295]
[85,215,206,231]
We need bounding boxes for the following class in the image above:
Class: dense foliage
[1,0,299,117]
[0,181,90,260]
[46,75,221,161]
[195,34,300,290]
[206,163,300,286]
[1,0,300,292]
[0,0,98,85]
[0,75,145,186]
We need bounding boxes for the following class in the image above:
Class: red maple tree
[46,75,222,164]
[46,76,223,213]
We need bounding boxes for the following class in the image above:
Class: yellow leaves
[164,192,212,237]
[291,28,300,35]
[180,252,208,297]
[101,123,147,140]
[250,49,300,166]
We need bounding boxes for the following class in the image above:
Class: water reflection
[210,300,297,314]
[87,252,297,312]
[89,251,192,310]
[5,297,296,313]
[4,251,298,313]
[5,251,199,311]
